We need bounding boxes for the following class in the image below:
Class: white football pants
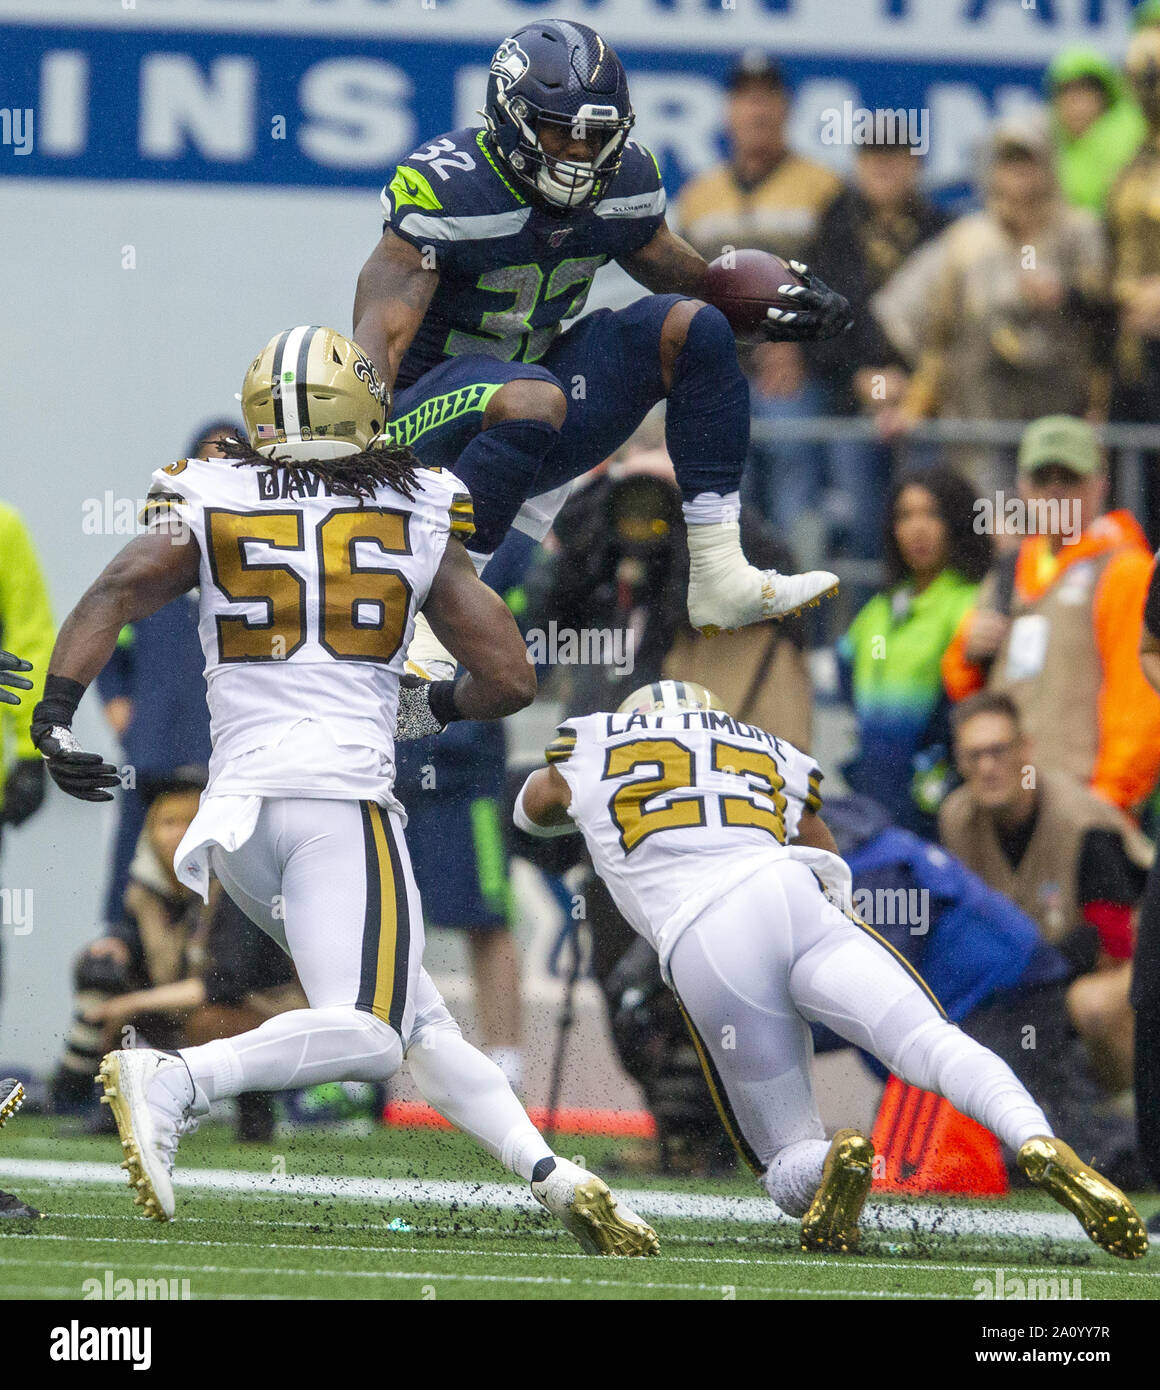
[177,797,554,1181]
[667,859,1051,1215]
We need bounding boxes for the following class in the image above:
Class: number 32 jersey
[382,127,667,388]
[550,709,832,974]
[144,456,474,805]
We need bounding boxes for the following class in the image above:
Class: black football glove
[0,651,32,707]
[30,675,121,804]
[2,759,46,827]
[763,261,853,343]
[395,675,462,742]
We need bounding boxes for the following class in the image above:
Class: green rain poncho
[1047,47,1147,215]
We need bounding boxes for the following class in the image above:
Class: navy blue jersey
[381,127,667,388]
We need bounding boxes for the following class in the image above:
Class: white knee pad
[329,1007,404,1082]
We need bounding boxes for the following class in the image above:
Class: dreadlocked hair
[213,434,421,503]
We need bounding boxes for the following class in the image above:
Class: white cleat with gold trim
[687,519,837,636]
[96,1050,205,1222]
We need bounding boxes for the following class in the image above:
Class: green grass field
[0,1115,1156,1301]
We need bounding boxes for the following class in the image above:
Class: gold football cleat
[0,1079,25,1129]
[566,1177,661,1257]
[1017,1136,1148,1260]
[800,1128,875,1254]
[531,1158,660,1257]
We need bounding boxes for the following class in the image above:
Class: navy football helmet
[483,20,634,212]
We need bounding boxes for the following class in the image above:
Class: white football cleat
[686,519,837,635]
[96,1050,205,1222]
[404,611,457,683]
[531,1157,660,1256]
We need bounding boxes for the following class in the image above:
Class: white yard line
[0,1156,1132,1247]
[0,1255,959,1299]
[3,1285,85,1298]
[43,1211,1160,1273]
[13,1230,1160,1281]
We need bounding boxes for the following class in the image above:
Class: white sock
[484,1046,525,1092]
[681,490,742,527]
[895,1019,1052,1153]
[763,1138,831,1216]
[180,1006,402,1101]
[407,1027,551,1181]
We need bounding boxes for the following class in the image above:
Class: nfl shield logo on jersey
[548,227,573,248]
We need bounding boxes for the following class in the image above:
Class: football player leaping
[353,19,852,680]
[514,681,1148,1259]
[29,328,658,1255]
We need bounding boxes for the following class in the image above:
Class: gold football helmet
[616,679,728,717]
[241,326,389,461]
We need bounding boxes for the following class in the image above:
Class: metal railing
[745,416,1160,630]
[749,415,1160,513]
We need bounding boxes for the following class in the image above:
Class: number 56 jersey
[549,708,838,976]
[143,455,474,805]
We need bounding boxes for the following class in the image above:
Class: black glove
[763,261,853,343]
[2,759,46,826]
[394,675,461,742]
[30,675,121,803]
[0,650,33,707]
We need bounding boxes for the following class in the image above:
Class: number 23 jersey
[143,456,474,803]
[550,710,829,972]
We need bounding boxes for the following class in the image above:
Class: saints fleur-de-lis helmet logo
[241,327,391,460]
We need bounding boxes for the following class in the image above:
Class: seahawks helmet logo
[491,38,529,89]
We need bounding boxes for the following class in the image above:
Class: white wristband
[513,777,578,838]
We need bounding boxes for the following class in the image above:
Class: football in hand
[701,249,808,335]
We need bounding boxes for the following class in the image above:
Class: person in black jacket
[808,136,950,414]
[804,134,951,568]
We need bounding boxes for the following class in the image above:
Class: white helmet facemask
[536,157,597,210]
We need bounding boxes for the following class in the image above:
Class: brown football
[701,249,808,334]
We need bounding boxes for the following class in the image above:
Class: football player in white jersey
[30,326,659,1256]
[514,679,1147,1259]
